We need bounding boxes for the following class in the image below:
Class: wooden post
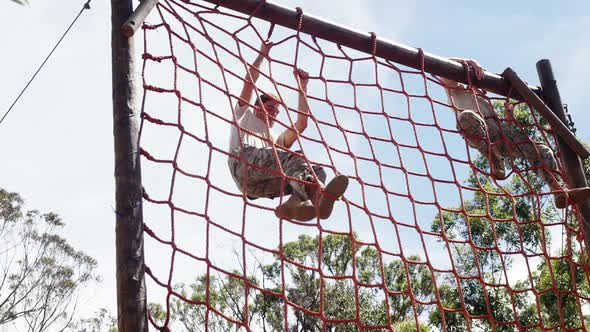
[502,67,590,159]
[121,0,160,37]
[200,0,540,100]
[112,0,148,330]
[536,59,590,261]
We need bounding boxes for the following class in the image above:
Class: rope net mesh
[138,1,590,330]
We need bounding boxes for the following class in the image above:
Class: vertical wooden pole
[112,0,148,330]
[537,59,590,260]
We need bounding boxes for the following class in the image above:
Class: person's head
[254,93,281,127]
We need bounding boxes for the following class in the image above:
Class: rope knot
[369,32,377,57]
[295,7,304,31]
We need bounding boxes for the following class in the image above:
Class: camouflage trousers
[458,109,564,191]
[228,145,327,201]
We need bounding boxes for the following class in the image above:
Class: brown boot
[275,195,317,221]
[318,175,349,219]
[554,187,590,209]
[554,192,567,209]
[490,155,507,180]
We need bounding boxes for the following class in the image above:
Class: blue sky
[1,0,589,328]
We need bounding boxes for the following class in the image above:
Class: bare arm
[440,57,485,92]
[278,68,310,149]
[238,42,272,107]
[442,58,500,116]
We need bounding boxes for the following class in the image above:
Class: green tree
[169,273,259,332]
[71,308,117,332]
[260,234,433,331]
[151,233,433,331]
[428,102,589,331]
[429,154,553,330]
[512,249,590,331]
[0,188,101,331]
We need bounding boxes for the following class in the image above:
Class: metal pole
[503,67,590,159]
[536,59,590,261]
[112,0,148,329]
[203,0,540,100]
[121,0,160,37]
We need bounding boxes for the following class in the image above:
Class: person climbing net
[227,41,349,221]
[440,58,590,209]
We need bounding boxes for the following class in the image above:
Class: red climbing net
[138,1,590,330]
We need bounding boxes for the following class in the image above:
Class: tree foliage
[428,102,590,331]
[71,308,117,332]
[0,188,101,331]
[149,233,432,331]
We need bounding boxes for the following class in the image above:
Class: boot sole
[319,175,349,219]
[554,187,590,209]
[275,198,317,222]
[557,187,590,209]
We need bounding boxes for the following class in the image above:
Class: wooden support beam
[201,0,540,100]
[503,67,590,159]
[536,60,590,262]
[112,0,148,330]
[121,0,160,37]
